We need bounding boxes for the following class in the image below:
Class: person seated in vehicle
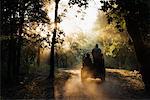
[81,53,93,80]
[92,44,102,64]
[92,44,105,80]
[82,53,92,71]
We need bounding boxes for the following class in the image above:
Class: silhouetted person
[82,53,92,70]
[92,44,102,64]
[92,44,105,81]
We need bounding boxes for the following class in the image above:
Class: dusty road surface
[2,68,150,99]
[55,68,150,100]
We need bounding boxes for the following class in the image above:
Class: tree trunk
[49,0,60,98]
[37,46,40,67]
[15,7,25,83]
[126,17,150,92]
[8,38,17,83]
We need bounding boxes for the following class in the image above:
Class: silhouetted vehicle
[81,52,105,83]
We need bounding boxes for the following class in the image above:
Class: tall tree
[1,0,48,86]
[100,0,150,92]
[49,0,60,98]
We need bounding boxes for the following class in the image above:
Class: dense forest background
[1,0,150,99]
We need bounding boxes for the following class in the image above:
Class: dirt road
[56,68,149,100]
[3,68,150,99]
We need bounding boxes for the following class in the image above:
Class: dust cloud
[62,69,105,100]
[55,69,128,100]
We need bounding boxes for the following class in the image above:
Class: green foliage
[0,35,17,41]
[69,0,89,8]
[100,0,149,41]
[55,32,89,68]
[1,0,50,85]
[104,43,119,57]
[104,45,139,70]
[20,41,36,74]
[99,0,150,73]
[98,24,129,57]
[2,0,49,36]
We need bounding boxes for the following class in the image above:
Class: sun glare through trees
[1,0,150,99]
